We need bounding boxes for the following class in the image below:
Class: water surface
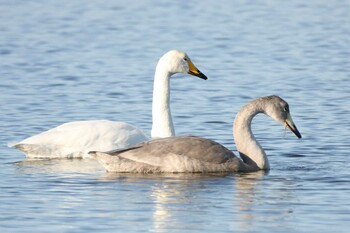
[1,1,349,232]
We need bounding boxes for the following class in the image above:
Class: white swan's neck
[151,66,175,138]
[233,99,270,170]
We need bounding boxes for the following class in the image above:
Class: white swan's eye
[183,57,188,61]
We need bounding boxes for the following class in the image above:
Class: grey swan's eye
[284,106,289,112]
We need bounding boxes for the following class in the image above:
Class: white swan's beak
[285,113,302,139]
[187,60,208,80]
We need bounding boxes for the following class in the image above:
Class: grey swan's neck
[151,66,174,138]
[234,98,270,171]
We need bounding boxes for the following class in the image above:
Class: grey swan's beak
[285,113,302,139]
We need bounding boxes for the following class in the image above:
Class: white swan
[11,50,207,158]
[90,95,302,173]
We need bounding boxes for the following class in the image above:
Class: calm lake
[1,0,349,232]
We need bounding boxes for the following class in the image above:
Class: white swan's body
[11,120,148,158]
[91,96,302,173]
[12,50,207,158]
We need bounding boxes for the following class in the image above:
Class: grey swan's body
[11,50,207,159]
[90,95,302,173]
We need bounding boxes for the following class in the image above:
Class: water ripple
[1,0,350,232]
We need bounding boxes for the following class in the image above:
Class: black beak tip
[287,122,302,139]
[189,70,208,80]
[198,72,208,80]
[296,132,302,139]
[293,126,302,139]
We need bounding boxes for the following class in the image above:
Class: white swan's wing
[12,120,149,158]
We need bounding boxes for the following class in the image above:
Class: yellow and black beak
[285,113,302,139]
[187,60,208,80]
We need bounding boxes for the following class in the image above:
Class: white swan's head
[157,50,207,80]
[263,95,302,139]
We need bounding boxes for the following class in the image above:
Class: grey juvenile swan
[90,95,302,173]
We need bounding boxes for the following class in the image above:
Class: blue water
[1,0,350,232]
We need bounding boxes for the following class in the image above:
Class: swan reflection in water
[100,171,269,232]
[14,160,294,232]
[14,158,104,174]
